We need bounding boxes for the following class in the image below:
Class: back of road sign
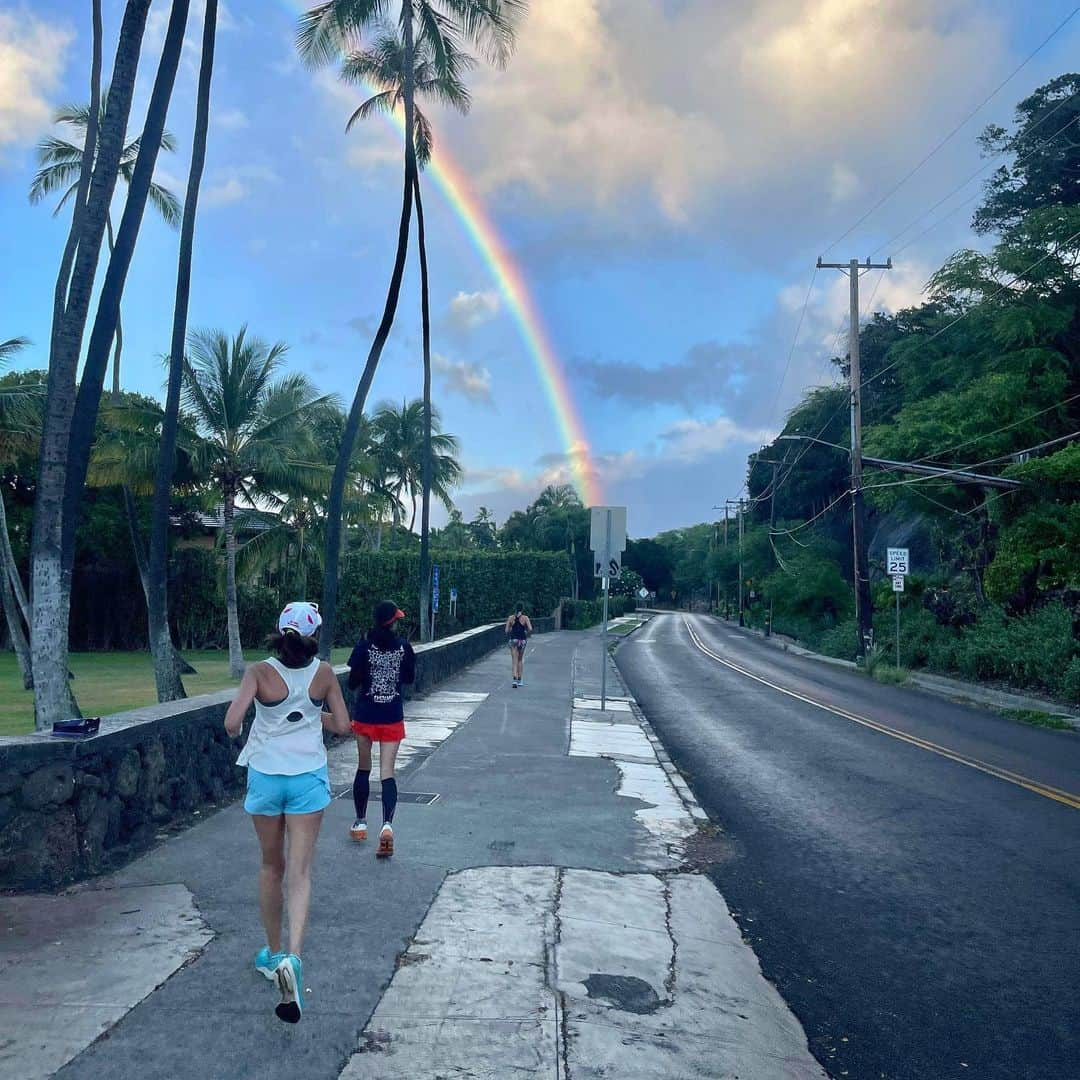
[590,506,627,579]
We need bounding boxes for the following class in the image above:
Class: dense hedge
[562,595,636,630]
[335,550,572,645]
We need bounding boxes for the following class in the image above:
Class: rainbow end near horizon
[282,1,602,506]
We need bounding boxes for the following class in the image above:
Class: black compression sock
[381,777,397,824]
[352,769,370,821]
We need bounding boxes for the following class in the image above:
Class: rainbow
[282,2,601,504]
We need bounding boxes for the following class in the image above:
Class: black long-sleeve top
[347,628,416,724]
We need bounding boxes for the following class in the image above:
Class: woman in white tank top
[224,602,350,1024]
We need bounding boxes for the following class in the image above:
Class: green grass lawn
[0,648,353,737]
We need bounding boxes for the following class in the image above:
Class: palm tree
[181,327,334,677]
[30,100,182,397]
[32,0,154,727]
[296,0,525,656]
[148,0,220,704]
[0,339,39,688]
[535,484,585,599]
[370,398,462,530]
[340,25,472,639]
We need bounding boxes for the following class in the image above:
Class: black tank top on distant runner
[510,615,528,640]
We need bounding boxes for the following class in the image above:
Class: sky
[1,0,1079,538]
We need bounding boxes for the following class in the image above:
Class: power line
[880,109,1079,259]
[863,429,1080,493]
[819,5,1079,257]
[769,232,1080,510]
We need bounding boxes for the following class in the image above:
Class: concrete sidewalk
[4,629,824,1080]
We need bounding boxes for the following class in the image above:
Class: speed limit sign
[887,547,909,575]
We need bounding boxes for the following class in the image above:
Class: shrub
[563,596,635,630]
[337,550,572,646]
[818,616,859,661]
[171,547,222,650]
[949,602,1074,695]
[1061,656,1080,704]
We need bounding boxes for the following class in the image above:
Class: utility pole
[737,499,745,627]
[817,255,892,659]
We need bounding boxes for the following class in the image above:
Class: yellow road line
[683,618,1080,811]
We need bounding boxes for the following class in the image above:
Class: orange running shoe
[350,820,368,842]
[376,823,394,858]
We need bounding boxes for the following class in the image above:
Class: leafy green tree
[181,327,333,676]
[469,506,497,548]
[974,73,1080,236]
[370,399,462,532]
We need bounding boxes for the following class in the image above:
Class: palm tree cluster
[11,0,527,728]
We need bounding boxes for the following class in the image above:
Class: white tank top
[236,657,327,775]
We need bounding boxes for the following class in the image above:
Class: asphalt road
[616,612,1080,1080]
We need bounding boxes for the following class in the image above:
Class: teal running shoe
[275,954,304,1023]
[254,945,284,981]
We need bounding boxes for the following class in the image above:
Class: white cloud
[433,353,494,405]
[0,13,72,154]
[657,417,776,464]
[829,163,860,203]
[444,290,501,333]
[445,0,1003,223]
[203,176,246,207]
[216,108,249,130]
[201,164,280,208]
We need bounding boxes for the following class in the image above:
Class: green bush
[239,586,282,650]
[949,603,1074,695]
[818,616,859,660]
[1061,656,1080,703]
[337,550,572,646]
[562,596,635,630]
[171,547,222,650]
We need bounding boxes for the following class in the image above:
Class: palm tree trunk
[60,0,192,588]
[223,491,244,678]
[319,10,419,659]
[148,0,218,704]
[105,215,123,399]
[32,0,149,729]
[0,489,29,629]
[0,491,32,688]
[51,0,102,349]
[414,171,433,643]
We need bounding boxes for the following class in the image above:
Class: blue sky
[2,0,1079,536]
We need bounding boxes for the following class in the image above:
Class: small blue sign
[450,587,458,602]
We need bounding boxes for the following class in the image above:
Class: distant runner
[224,601,350,1024]
[348,600,416,857]
[506,604,532,687]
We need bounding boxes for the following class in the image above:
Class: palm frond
[433,0,525,69]
[147,181,183,227]
[297,0,392,68]
[345,89,397,132]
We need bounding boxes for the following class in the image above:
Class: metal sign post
[888,546,909,668]
[590,506,627,712]
[600,575,610,709]
[431,563,440,640]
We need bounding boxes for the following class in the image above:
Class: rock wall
[0,622,549,891]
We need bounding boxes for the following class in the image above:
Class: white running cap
[278,601,322,638]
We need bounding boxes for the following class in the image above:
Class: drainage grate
[395,792,441,805]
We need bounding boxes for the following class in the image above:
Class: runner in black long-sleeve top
[347,600,416,857]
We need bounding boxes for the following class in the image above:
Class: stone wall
[0,622,548,891]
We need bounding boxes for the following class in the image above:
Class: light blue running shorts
[244,765,331,816]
